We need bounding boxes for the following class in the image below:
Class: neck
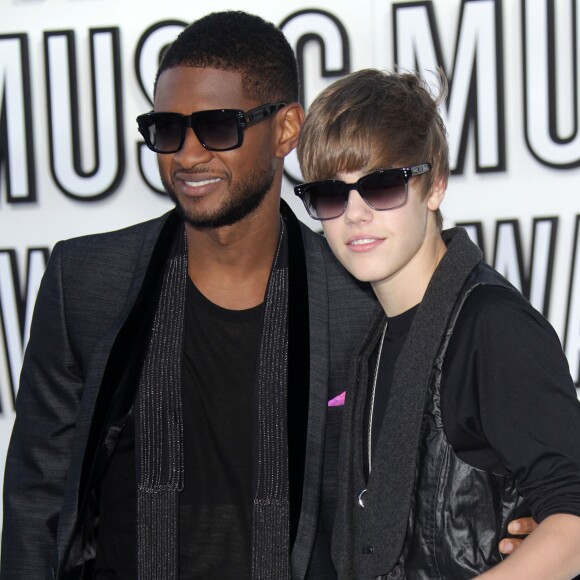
[185,197,281,310]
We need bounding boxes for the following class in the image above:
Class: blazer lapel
[56,211,178,573]
[292,216,376,579]
[284,204,311,551]
[290,223,331,579]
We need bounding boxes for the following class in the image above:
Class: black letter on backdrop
[564,214,580,387]
[523,0,580,168]
[458,217,557,317]
[44,28,124,200]
[394,0,505,174]
[528,217,558,317]
[0,248,49,412]
[0,34,36,204]
[134,20,187,195]
[492,218,558,316]
[280,9,350,183]
[280,9,350,106]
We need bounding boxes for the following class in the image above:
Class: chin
[338,258,379,282]
[342,265,371,283]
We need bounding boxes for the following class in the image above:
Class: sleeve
[447,284,580,523]
[1,241,85,579]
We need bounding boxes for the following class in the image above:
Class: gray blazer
[1,206,375,579]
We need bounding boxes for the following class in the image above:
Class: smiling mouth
[184,177,222,188]
[349,238,378,246]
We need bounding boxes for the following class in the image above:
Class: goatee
[163,167,275,229]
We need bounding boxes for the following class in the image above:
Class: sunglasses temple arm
[244,103,285,127]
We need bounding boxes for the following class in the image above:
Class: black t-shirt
[364,304,419,477]
[365,285,580,521]
[93,278,263,579]
[179,278,262,579]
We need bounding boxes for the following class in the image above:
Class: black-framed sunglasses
[294,163,432,220]
[136,102,287,154]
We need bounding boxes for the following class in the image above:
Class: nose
[344,189,373,224]
[172,127,213,168]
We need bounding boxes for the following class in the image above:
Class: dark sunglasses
[294,163,432,220]
[136,102,287,154]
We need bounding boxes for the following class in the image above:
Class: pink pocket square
[328,391,346,407]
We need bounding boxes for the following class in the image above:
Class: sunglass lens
[194,110,241,151]
[150,114,184,153]
[361,171,407,210]
[304,182,346,220]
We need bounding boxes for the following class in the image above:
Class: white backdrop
[1,0,580,550]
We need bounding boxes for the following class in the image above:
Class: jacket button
[362,545,374,554]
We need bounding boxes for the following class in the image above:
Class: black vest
[395,262,528,578]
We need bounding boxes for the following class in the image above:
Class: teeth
[185,177,221,188]
[350,238,376,245]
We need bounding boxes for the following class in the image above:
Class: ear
[427,177,446,211]
[273,103,305,158]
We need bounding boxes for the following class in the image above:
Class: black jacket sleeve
[442,285,580,522]
[1,242,84,579]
